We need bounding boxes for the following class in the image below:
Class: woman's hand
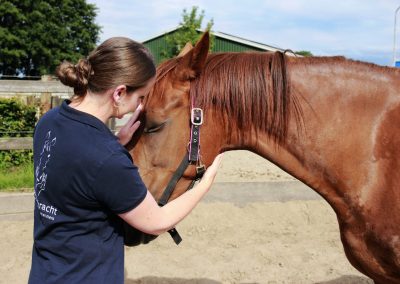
[201,153,224,186]
[117,104,142,146]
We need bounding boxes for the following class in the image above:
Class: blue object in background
[395,61,400,67]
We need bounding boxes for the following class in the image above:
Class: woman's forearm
[157,178,213,233]
[119,154,223,235]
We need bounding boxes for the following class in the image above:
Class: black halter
[157,104,206,245]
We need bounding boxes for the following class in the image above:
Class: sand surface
[0,151,373,284]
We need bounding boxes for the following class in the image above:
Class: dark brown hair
[56,37,156,98]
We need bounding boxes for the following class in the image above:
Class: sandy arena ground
[0,151,373,284]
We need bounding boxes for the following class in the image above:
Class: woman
[28,37,222,283]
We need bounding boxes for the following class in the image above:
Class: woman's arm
[118,154,223,235]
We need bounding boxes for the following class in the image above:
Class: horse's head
[124,32,299,245]
[129,32,223,205]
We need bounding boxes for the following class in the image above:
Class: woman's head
[56,37,156,100]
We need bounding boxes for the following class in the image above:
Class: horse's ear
[175,32,209,80]
[177,42,193,57]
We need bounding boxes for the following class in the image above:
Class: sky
[87,0,400,66]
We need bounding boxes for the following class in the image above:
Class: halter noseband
[157,94,206,245]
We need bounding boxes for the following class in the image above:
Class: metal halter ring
[191,108,203,126]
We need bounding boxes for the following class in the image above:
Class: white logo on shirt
[34,131,59,220]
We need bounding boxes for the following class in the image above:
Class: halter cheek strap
[157,100,206,245]
[189,108,203,162]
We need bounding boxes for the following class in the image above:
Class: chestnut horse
[127,32,400,283]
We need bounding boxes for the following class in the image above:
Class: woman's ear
[112,85,127,103]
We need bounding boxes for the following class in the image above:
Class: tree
[0,0,100,77]
[161,6,214,60]
[295,50,313,57]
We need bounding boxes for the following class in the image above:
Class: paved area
[0,181,320,221]
[204,181,321,206]
[0,192,34,221]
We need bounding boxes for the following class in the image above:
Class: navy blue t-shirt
[28,100,147,284]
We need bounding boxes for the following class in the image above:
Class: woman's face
[118,76,156,118]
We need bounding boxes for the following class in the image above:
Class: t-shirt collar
[59,100,116,137]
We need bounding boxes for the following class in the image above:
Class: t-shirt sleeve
[91,152,148,214]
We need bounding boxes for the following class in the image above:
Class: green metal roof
[143,27,285,65]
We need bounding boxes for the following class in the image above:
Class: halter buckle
[191,108,203,126]
[196,164,206,179]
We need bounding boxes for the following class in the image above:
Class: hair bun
[56,59,92,97]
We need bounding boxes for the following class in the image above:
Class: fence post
[40,92,52,117]
[51,95,63,108]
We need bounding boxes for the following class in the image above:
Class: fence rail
[0,79,72,94]
[0,137,33,150]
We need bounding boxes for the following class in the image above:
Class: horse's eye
[143,121,167,134]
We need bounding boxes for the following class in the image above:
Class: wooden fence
[0,78,72,117]
[0,138,33,150]
[0,79,121,145]
[0,79,66,152]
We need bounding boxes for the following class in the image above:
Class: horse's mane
[154,51,303,145]
[296,55,397,74]
[152,52,398,146]
[192,52,302,145]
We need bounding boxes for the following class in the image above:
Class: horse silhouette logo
[34,131,57,203]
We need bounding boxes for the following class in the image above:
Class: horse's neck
[231,60,400,211]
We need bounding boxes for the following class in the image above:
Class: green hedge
[0,98,37,169]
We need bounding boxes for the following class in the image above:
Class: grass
[0,162,34,192]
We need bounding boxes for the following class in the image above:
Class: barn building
[142,27,287,65]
